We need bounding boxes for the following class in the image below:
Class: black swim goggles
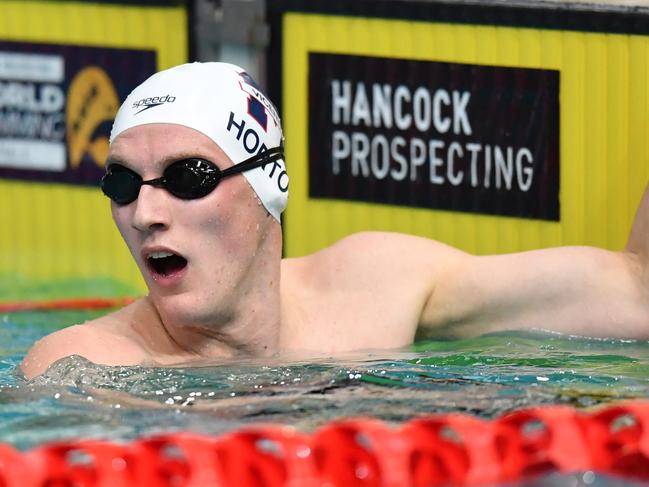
[101,145,284,205]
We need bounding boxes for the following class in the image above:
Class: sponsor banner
[308,53,560,220]
[0,41,156,185]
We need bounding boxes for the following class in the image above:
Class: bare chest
[278,283,419,354]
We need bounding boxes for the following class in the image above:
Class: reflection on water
[1,311,649,486]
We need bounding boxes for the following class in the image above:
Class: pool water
[1,309,649,486]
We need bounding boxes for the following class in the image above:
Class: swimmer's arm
[626,178,649,283]
[20,323,147,380]
[420,184,649,339]
[420,246,649,339]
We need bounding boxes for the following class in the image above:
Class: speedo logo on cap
[132,94,176,114]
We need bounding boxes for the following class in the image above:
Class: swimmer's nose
[131,185,170,232]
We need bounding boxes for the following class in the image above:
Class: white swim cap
[109,62,288,222]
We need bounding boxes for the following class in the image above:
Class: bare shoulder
[285,231,467,290]
[280,232,470,348]
[282,232,467,322]
[324,230,466,260]
[20,301,150,380]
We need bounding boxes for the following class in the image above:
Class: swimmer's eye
[101,145,284,205]
[101,164,143,205]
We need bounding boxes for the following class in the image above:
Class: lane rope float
[1,401,649,486]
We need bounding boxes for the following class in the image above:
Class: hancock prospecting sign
[268,2,649,258]
[308,52,559,221]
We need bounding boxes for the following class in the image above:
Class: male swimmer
[20,62,649,379]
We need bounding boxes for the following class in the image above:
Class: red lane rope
[0,296,136,313]
[2,401,649,486]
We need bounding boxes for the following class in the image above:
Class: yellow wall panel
[0,1,188,297]
[0,2,186,66]
[282,14,649,258]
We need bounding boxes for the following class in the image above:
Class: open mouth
[147,251,188,278]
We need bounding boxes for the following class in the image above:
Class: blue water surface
[1,309,649,486]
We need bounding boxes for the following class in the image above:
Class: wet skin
[20,124,649,379]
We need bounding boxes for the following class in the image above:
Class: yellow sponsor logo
[66,66,119,169]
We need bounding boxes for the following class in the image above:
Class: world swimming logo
[66,66,119,169]
[132,94,176,114]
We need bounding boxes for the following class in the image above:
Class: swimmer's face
[107,123,275,325]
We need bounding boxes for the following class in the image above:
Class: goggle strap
[219,146,284,179]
